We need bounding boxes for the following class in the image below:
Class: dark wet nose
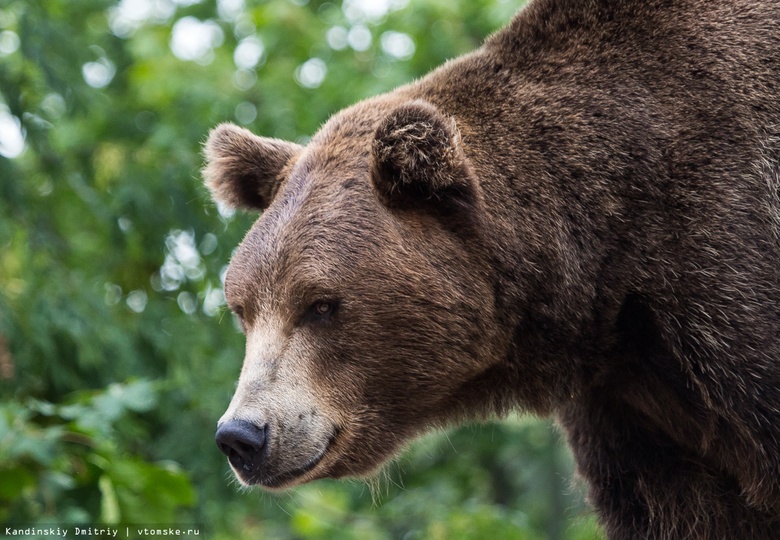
[215,420,268,473]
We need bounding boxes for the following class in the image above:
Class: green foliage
[0,0,603,538]
[1,380,194,524]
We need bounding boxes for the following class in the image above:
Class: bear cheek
[306,338,456,473]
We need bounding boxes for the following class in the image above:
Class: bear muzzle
[215,417,337,488]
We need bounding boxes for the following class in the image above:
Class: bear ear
[203,123,303,211]
[371,100,476,211]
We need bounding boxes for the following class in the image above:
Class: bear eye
[303,300,339,324]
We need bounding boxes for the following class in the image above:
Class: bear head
[204,98,508,489]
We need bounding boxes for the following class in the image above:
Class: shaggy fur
[203,0,780,537]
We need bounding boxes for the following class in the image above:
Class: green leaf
[111,379,157,413]
[107,457,196,523]
[0,467,35,499]
[99,474,121,524]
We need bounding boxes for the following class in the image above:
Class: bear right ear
[202,123,303,211]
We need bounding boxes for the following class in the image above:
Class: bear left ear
[371,100,477,211]
[203,123,303,211]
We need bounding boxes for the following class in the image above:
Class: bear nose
[215,420,268,473]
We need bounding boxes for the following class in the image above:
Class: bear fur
[203,0,780,537]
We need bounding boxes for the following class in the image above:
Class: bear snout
[215,419,268,475]
[215,413,336,488]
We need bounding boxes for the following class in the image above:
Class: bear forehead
[224,154,386,307]
[244,97,415,250]
[263,140,379,241]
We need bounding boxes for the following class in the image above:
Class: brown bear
[203,0,780,537]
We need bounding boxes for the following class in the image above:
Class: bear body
[205,0,780,537]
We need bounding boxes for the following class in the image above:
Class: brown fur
[203,0,780,537]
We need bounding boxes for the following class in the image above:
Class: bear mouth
[244,430,338,489]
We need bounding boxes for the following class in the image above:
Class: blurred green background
[0,0,602,538]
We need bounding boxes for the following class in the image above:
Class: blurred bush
[0,0,601,538]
